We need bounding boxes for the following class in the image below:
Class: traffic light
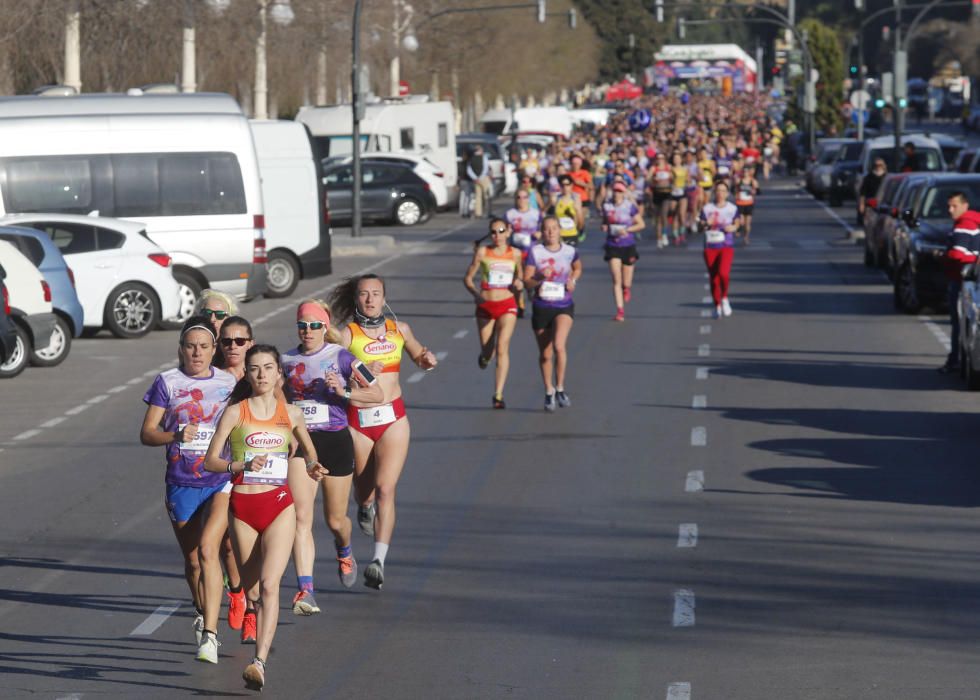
[898,97,908,109]
[772,65,782,77]
[874,98,885,108]
[850,64,858,75]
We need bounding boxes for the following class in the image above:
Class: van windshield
[870,147,942,172]
[481,121,508,135]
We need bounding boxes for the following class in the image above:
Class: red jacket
[945,209,980,280]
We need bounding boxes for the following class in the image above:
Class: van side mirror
[902,209,918,227]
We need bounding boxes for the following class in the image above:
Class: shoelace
[339,557,355,575]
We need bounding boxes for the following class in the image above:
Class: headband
[181,324,215,341]
[297,302,331,325]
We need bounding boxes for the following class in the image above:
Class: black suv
[828,141,865,207]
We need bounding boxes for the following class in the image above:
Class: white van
[249,120,330,297]
[296,98,458,198]
[479,107,574,139]
[0,92,267,320]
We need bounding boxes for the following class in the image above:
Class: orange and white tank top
[480,245,517,290]
[230,398,292,486]
[347,319,405,374]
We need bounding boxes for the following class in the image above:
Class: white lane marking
[406,372,425,384]
[126,377,145,385]
[815,197,855,235]
[435,351,449,361]
[667,682,692,700]
[55,694,84,700]
[86,394,109,405]
[672,589,696,627]
[919,315,952,351]
[158,362,171,370]
[143,369,159,378]
[685,470,704,492]
[697,344,710,357]
[699,325,711,335]
[703,283,709,290]
[700,309,711,318]
[40,417,66,429]
[691,426,707,446]
[13,429,41,441]
[107,385,128,394]
[692,395,706,409]
[696,367,709,380]
[453,329,469,339]
[65,404,90,416]
[129,601,181,636]
[703,272,709,278]
[701,296,712,304]
[677,524,698,548]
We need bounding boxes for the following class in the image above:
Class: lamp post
[65,0,81,93]
[255,0,295,119]
[352,0,364,237]
[389,0,414,97]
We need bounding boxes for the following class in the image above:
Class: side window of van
[400,128,414,150]
[438,123,448,148]
[3,157,93,213]
[159,154,246,216]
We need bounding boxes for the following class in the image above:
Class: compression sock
[336,544,352,558]
[297,575,314,593]
[373,542,389,566]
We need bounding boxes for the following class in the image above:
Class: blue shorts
[165,481,231,524]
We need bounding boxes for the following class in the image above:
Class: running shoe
[243,657,266,691]
[192,612,205,646]
[364,559,385,590]
[292,590,320,616]
[492,395,506,410]
[517,307,525,319]
[478,352,490,370]
[721,298,732,317]
[714,304,723,319]
[357,502,376,537]
[338,554,358,589]
[544,393,557,412]
[227,589,245,631]
[556,391,571,408]
[240,611,257,644]
[623,287,632,304]
[614,308,625,322]
[196,631,220,664]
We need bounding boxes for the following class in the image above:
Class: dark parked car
[863,173,911,269]
[879,174,932,278]
[892,174,980,313]
[827,141,865,207]
[323,161,437,226]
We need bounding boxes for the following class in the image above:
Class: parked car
[953,148,977,173]
[879,174,932,279]
[0,266,25,377]
[863,173,910,269]
[0,240,58,378]
[322,161,437,226]
[0,213,182,338]
[932,133,966,170]
[805,139,854,199]
[328,152,449,209]
[0,225,81,366]
[827,141,865,207]
[892,174,980,313]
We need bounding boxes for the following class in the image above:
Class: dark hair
[948,191,970,205]
[230,343,281,404]
[328,274,385,324]
[473,217,508,250]
[179,315,217,343]
[213,316,253,369]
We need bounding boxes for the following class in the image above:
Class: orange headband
[297,302,330,325]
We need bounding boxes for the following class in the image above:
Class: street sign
[851,109,870,125]
[850,89,871,110]
[398,80,409,96]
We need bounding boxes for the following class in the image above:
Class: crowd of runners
[138,91,780,691]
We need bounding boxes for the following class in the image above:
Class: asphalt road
[2,178,979,699]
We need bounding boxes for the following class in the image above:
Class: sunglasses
[220,337,251,347]
[202,309,228,319]
[491,227,508,234]
[297,321,325,331]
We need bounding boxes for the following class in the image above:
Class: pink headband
[297,302,330,325]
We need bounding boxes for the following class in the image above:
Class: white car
[0,240,58,378]
[0,214,182,338]
[332,152,450,208]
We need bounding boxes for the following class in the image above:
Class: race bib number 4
[487,267,515,288]
[178,424,215,453]
[357,404,397,428]
[242,451,289,485]
[706,230,727,245]
[294,400,330,427]
[558,216,576,231]
[539,281,566,301]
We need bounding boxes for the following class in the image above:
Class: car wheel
[29,315,72,367]
[105,282,160,338]
[160,271,201,330]
[893,261,921,314]
[395,198,423,226]
[265,251,300,298]
[0,323,29,378]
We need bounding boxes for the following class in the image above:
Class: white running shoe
[196,631,220,664]
[721,298,732,317]
[192,613,204,646]
[714,304,722,319]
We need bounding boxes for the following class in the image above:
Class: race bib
[242,451,289,485]
[717,165,730,175]
[178,424,215,453]
[610,224,627,238]
[294,400,330,427]
[738,195,754,205]
[764,147,773,157]
[671,187,685,197]
[487,266,515,288]
[655,170,670,181]
[512,232,532,248]
[357,404,397,428]
[539,281,566,301]
[558,216,576,231]
[706,230,727,245]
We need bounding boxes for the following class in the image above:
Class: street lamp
[65,0,81,93]
[255,0,295,119]
[389,1,415,97]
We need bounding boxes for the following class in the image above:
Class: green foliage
[799,17,845,134]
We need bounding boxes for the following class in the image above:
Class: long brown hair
[328,274,386,325]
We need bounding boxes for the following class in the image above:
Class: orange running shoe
[240,611,257,644]
[292,589,320,615]
[227,589,245,630]
[338,554,358,589]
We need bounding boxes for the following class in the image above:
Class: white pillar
[181,0,196,93]
[254,0,268,119]
[429,70,439,101]
[315,44,328,105]
[390,55,400,97]
[64,0,81,92]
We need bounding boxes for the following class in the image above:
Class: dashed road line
[107,385,128,394]
[40,417,66,429]
[690,426,707,446]
[672,589,696,627]
[701,296,711,304]
[65,404,90,416]
[699,325,711,335]
[697,344,710,357]
[129,601,181,636]
[406,371,425,384]
[86,394,109,405]
[695,367,709,380]
[13,429,41,441]
[700,309,711,318]
[685,470,704,492]
[126,377,145,385]
[452,329,469,339]
[692,395,706,409]
[677,524,698,548]
[667,682,692,700]
[918,315,952,352]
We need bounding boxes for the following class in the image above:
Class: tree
[799,17,844,134]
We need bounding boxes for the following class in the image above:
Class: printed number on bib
[539,281,566,301]
[610,224,627,238]
[179,424,215,453]
[512,232,532,248]
[487,266,515,288]
[357,404,397,428]
[558,216,576,231]
[294,400,330,426]
[671,187,684,197]
[706,230,727,245]
[242,451,289,485]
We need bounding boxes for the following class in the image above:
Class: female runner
[204,344,324,691]
[700,181,742,319]
[648,152,673,248]
[669,151,689,244]
[505,190,543,318]
[282,300,383,615]
[734,166,759,246]
[554,174,586,246]
[463,218,524,408]
[602,182,645,322]
[524,215,582,412]
[328,274,438,589]
[140,316,238,663]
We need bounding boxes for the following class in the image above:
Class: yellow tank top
[555,196,578,239]
[230,398,292,485]
[347,319,405,374]
[671,165,688,190]
[480,245,517,290]
[698,160,715,188]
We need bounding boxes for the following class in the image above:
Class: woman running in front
[463,217,524,408]
[734,165,759,246]
[281,299,383,615]
[204,344,324,691]
[700,181,742,319]
[139,316,238,664]
[328,274,438,589]
[524,215,582,411]
[602,182,644,322]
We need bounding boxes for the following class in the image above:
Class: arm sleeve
[143,374,169,408]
